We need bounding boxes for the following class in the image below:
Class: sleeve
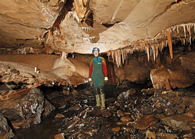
[89,59,93,78]
[101,57,108,77]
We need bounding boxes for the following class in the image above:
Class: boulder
[0,88,55,128]
[0,113,15,139]
[161,114,193,131]
[150,65,194,90]
[129,114,158,130]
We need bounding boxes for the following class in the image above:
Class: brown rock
[129,115,158,130]
[102,111,112,118]
[161,114,193,131]
[146,130,156,139]
[117,110,125,117]
[54,133,65,139]
[157,133,177,139]
[150,65,194,90]
[70,104,82,111]
[85,90,92,95]
[120,116,132,122]
[111,127,120,133]
[54,113,65,119]
[72,89,78,96]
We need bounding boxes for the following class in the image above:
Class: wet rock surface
[9,82,194,139]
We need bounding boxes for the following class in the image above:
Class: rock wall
[0,88,55,129]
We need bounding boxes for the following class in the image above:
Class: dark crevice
[51,0,74,32]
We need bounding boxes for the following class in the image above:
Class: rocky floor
[1,81,195,139]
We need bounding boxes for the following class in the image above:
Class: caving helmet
[92,47,100,53]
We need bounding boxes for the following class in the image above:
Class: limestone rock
[54,133,65,139]
[129,115,159,130]
[0,113,15,139]
[0,88,54,128]
[55,113,65,119]
[42,99,55,117]
[157,133,177,139]
[161,114,193,131]
[150,65,194,90]
[146,130,156,139]
[111,127,120,133]
[117,89,137,101]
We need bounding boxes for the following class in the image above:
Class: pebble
[54,133,65,139]
[111,127,120,133]
[54,113,65,119]
[117,110,125,117]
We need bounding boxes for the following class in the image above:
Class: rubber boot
[100,94,105,110]
[95,94,101,107]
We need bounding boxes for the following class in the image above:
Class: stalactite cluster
[107,23,195,68]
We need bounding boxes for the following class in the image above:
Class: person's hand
[104,77,108,82]
[88,78,93,86]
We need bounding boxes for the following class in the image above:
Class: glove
[88,78,93,86]
[104,77,108,82]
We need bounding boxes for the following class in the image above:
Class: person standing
[89,47,108,110]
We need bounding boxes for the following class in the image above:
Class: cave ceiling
[0,0,195,55]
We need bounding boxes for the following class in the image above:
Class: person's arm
[101,57,108,81]
[89,59,93,81]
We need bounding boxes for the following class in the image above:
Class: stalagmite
[166,29,173,59]
[61,52,67,60]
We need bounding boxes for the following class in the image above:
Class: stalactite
[151,45,156,61]
[176,25,179,34]
[166,29,173,59]
[182,24,186,38]
[146,46,150,61]
[112,51,115,62]
[187,24,192,44]
[155,44,159,59]
[118,50,121,67]
[160,41,164,52]
[121,50,125,64]
[182,38,185,45]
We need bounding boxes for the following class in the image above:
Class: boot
[95,94,101,107]
[100,94,105,110]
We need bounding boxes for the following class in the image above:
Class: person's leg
[99,86,105,110]
[94,87,101,107]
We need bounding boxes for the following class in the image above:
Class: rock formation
[0,1,195,138]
